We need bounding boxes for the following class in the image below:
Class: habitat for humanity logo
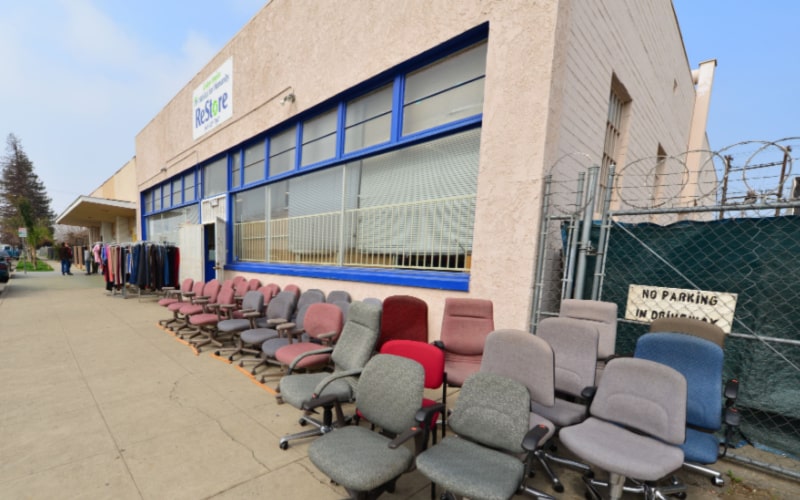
[193,58,233,140]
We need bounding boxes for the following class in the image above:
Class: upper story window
[244,141,265,184]
[269,128,296,176]
[153,185,162,211]
[301,108,337,166]
[171,179,181,205]
[203,157,227,198]
[231,150,242,187]
[402,41,487,135]
[184,171,196,202]
[345,83,393,154]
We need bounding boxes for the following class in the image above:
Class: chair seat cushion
[189,313,218,326]
[275,343,330,369]
[309,426,414,492]
[444,354,482,387]
[559,417,684,480]
[531,397,587,427]
[158,298,178,307]
[168,301,185,312]
[179,304,204,316]
[262,334,310,358]
[416,436,524,500]
[217,318,251,333]
[240,328,279,345]
[279,372,353,409]
[682,427,719,464]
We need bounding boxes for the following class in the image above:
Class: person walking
[59,242,73,275]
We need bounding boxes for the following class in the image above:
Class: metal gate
[532,140,800,481]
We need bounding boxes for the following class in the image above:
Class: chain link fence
[532,139,800,481]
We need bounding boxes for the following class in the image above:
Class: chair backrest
[247,278,262,291]
[481,329,555,407]
[216,285,236,308]
[379,295,429,348]
[284,283,301,295]
[356,354,425,435]
[326,290,351,304]
[179,278,194,293]
[380,340,445,390]
[440,298,494,355]
[449,371,531,453]
[590,357,687,446]
[259,283,281,304]
[267,290,298,321]
[303,303,344,342]
[294,289,326,328]
[188,280,205,297]
[241,290,265,313]
[536,317,599,397]
[363,297,383,309]
[202,279,221,303]
[559,299,617,360]
[233,278,250,297]
[649,317,726,347]
[331,301,382,372]
[634,332,723,430]
[331,300,351,321]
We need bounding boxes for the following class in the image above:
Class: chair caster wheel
[553,483,564,493]
[299,418,308,426]
[214,351,221,356]
[279,441,288,450]
[673,493,687,499]
[712,477,724,487]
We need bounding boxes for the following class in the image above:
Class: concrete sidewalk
[0,265,795,499]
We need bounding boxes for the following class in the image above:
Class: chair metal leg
[683,461,725,486]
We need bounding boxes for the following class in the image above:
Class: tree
[16,198,52,266]
[0,134,55,244]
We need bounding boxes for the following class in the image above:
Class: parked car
[0,259,9,283]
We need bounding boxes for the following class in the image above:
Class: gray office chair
[415,370,552,500]
[531,316,600,492]
[276,300,382,449]
[308,354,435,499]
[559,357,688,500]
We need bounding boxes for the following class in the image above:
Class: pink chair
[273,303,344,373]
[434,298,494,387]
[158,278,194,328]
[164,279,205,332]
[174,279,221,338]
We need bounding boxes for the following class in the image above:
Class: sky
[0,0,798,217]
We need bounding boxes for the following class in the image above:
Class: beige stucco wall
[135,0,701,339]
[91,158,138,202]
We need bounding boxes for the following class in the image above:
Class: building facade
[135,0,710,338]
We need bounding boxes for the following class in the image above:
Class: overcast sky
[1,0,797,216]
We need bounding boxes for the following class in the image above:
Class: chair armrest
[415,403,446,429]
[312,368,362,397]
[388,426,425,449]
[287,347,334,373]
[725,406,741,427]
[242,310,261,318]
[318,331,338,340]
[302,393,339,411]
[522,424,551,451]
[580,386,597,402]
[276,321,296,331]
[220,304,236,310]
[193,298,209,305]
[432,340,445,350]
[724,378,739,407]
[267,318,289,327]
[162,286,176,291]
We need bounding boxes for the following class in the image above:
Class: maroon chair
[273,303,344,373]
[174,279,221,338]
[380,339,447,443]
[158,278,194,328]
[434,298,494,387]
[377,295,428,349]
[164,279,205,332]
[187,285,238,352]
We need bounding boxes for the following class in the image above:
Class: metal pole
[573,166,599,299]
[718,155,732,220]
[591,164,615,300]
[530,175,553,332]
[775,146,791,217]
[562,172,585,300]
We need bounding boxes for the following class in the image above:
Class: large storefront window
[232,128,479,272]
[146,205,199,244]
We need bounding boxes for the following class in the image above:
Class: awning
[55,196,136,227]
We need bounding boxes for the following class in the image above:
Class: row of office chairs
[156,281,738,499]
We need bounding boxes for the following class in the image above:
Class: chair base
[683,461,725,487]
[534,448,593,493]
[278,411,336,450]
[583,473,686,500]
